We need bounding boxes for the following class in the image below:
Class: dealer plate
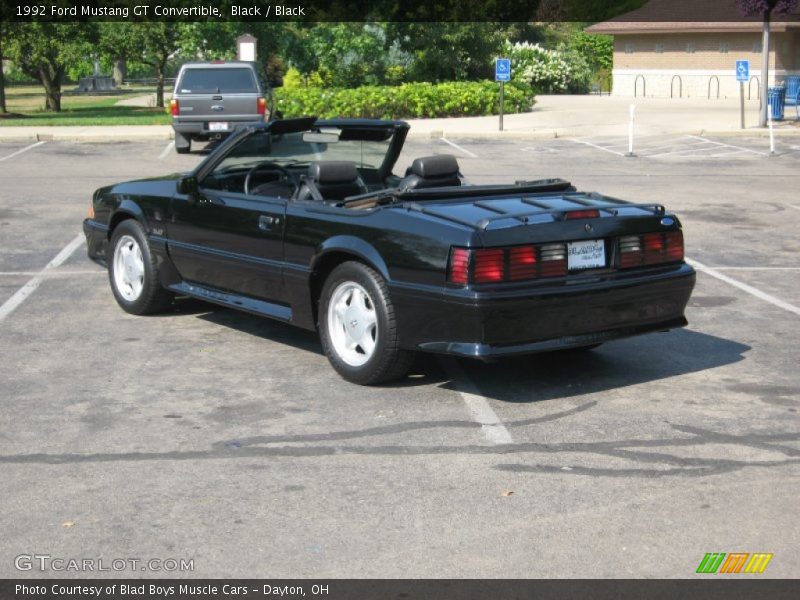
[567,239,605,271]
[208,122,229,132]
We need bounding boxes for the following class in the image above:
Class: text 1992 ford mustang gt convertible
[83,117,695,384]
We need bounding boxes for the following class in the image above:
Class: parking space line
[158,141,175,159]
[0,269,102,277]
[441,358,513,445]
[685,135,768,156]
[440,138,478,158]
[713,267,800,271]
[788,205,800,211]
[568,138,625,156]
[0,234,85,324]
[687,258,800,317]
[0,141,46,162]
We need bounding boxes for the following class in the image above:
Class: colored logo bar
[696,553,773,574]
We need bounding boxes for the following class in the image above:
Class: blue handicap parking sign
[495,58,511,82]
[736,60,750,82]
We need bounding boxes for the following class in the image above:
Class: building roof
[586,0,800,34]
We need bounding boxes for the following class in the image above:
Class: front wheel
[108,219,173,315]
[319,262,413,385]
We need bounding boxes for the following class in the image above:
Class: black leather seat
[398,155,462,191]
[295,161,367,201]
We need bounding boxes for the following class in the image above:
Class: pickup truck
[170,61,275,154]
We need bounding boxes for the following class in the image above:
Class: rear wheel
[175,131,191,154]
[319,262,413,385]
[108,219,173,315]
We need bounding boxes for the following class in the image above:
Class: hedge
[274,81,534,119]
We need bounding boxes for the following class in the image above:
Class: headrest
[307,161,359,184]
[410,154,459,179]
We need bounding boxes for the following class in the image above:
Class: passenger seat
[397,155,462,191]
[295,161,367,201]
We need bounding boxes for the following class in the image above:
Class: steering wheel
[244,161,295,196]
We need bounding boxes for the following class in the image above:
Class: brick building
[587,0,800,99]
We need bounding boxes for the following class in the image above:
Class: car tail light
[618,231,684,269]
[565,209,600,220]
[257,97,267,116]
[170,99,179,116]
[88,204,94,219]
[539,244,567,277]
[448,248,470,285]
[473,249,505,283]
[508,246,537,281]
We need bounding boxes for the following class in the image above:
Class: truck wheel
[319,261,413,385]
[175,132,191,154]
[108,219,173,315]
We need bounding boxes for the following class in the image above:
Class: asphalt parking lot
[1,134,798,578]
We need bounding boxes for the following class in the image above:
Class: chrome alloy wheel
[327,281,378,367]
[112,234,145,302]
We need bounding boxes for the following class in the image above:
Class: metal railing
[670,75,683,99]
[634,75,646,98]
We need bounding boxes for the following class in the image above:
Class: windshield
[212,128,395,175]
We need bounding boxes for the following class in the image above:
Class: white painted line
[712,267,800,271]
[0,141,46,162]
[0,234,85,324]
[568,138,625,157]
[441,358,513,445]
[440,137,478,158]
[0,269,103,277]
[687,258,800,317]
[647,143,733,158]
[787,205,800,211]
[157,141,175,159]
[685,135,768,156]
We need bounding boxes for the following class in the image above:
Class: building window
[720,42,730,53]
[753,41,763,53]
[625,43,635,54]
[655,43,665,53]
[686,43,696,54]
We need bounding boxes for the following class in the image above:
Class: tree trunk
[112,58,126,86]
[759,10,771,127]
[156,69,165,108]
[0,56,7,114]
[40,65,62,112]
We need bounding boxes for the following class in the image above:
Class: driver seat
[295,161,367,201]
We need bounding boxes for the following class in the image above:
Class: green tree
[0,22,7,113]
[3,22,98,112]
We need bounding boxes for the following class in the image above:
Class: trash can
[767,86,786,120]
[783,76,800,106]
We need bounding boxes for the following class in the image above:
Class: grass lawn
[0,85,171,126]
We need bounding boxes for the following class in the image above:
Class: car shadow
[442,328,750,404]
[184,301,748,400]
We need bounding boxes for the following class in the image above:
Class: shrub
[502,40,593,94]
[274,80,534,119]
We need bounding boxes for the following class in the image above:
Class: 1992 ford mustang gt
[83,117,695,384]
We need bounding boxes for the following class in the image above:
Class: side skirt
[167,281,292,323]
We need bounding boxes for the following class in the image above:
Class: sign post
[495,58,511,132]
[736,59,750,129]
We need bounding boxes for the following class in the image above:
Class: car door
[168,185,286,304]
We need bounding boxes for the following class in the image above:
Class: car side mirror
[177,176,198,196]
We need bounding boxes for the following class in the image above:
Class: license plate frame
[208,121,229,132]
[567,239,606,271]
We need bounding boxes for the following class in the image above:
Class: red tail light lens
[448,248,470,285]
[508,246,537,280]
[473,249,505,283]
[565,209,600,220]
[257,97,267,116]
[665,230,684,261]
[170,99,179,116]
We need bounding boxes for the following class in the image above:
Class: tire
[318,261,414,385]
[175,132,191,154]
[108,219,173,315]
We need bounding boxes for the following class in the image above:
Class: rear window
[178,68,258,94]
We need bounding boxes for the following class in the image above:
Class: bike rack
[634,75,646,98]
[670,75,683,98]
[748,76,761,100]
[708,75,720,99]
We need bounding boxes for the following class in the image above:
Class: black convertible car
[84,117,695,384]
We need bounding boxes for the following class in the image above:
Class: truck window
[178,68,258,94]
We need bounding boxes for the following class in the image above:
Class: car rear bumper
[390,264,696,358]
[172,119,265,138]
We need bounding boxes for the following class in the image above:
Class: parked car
[170,61,278,154]
[83,118,696,384]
